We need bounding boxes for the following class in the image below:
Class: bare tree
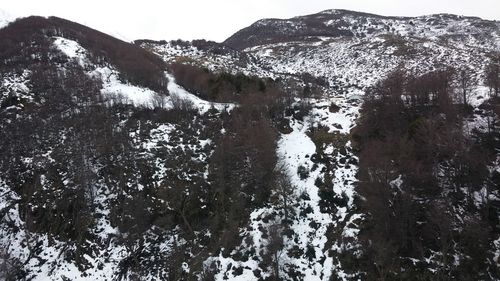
[486,57,500,98]
[171,95,194,112]
[151,93,168,109]
[271,165,295,223]
[456,67,475,105]
[267,224,284,280]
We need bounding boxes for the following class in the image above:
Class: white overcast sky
[2,0,499,42]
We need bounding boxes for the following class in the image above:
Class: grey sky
[2,0,500,42]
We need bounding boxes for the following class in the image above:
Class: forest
[353,62,500,280]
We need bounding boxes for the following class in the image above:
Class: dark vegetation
[353,64,500,280]
[170,62,281,103]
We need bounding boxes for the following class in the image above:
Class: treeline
[353,65,500,280]
[170,62,278,102]
[0,16,168,94]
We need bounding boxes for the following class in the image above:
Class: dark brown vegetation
[223,12,359,50]
[353,66,500,280]
[169,62,279,103]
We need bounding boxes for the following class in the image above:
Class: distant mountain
[224,9,500,50]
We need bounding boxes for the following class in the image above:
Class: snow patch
[53,37,88,66]
[165,73,234,114]
[93,67,164,108]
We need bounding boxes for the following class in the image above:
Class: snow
[165,73,235,114]
[94,66,165,108]
[0,9,15,29]
[53,37,168,109]
[0,173,130,281]
[390,175,404,191]
[277,119,337,281]
[278,121,317,163]
[140,41,276,79]
[0,69,31,97]
[53,37,88,66]
[494,237,500,263]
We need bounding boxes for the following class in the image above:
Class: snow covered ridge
[224,9,500,50]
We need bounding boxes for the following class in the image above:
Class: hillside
[224,9,500,50]
[1,9,500,281]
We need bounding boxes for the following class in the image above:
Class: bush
[297,165,309,180]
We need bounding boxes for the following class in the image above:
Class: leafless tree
[456,67,475,105]
[271,164,295,223]
[486,57,500,98]
[267,224,284,280]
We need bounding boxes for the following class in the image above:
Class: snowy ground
[205,91,362,280]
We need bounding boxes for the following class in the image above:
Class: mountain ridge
[224,9,500,50]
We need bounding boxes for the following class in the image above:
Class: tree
[270,165,295,224]
[456,67,475,105]
[267,224,284,280]
[486,57,500,98]
[0,248,26,281]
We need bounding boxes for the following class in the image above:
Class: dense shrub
[354,68,499,279]
[170,62,274,102]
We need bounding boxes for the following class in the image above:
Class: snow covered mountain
[225,9,500,51]
[1,9,499,281]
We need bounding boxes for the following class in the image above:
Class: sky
[2,0,500,42]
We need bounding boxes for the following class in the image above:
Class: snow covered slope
[225,9,500,51]
[189,9,499,281]
[1,9,499,281]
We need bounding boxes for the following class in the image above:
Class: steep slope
[1,9,499,281]
[0,15,243,281]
